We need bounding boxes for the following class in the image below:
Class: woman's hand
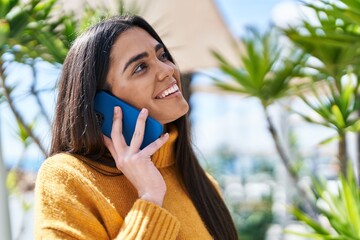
[103,106,169,206]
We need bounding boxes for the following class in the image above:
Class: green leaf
[331,104,346,128]
[32,30,67,62]
[0,0,10,17]
[212,27,301,107]
[339,174,360,235]
[284,230,343,240]
[0,19,10,46]
[341,0,360,14]
[339,82,354,114]
[289,206,331,235]
[6,5,30,38]
[282,0,360,83]
[33,0,56,19]
[0,0,19,18]
[300,94,332,122]
[22,200,31,212]
[347,118,360,132]
[318,135,339,145]
[214,81,248,95]
[292,162,360,239]
[15,120,30,144]
[212,50,257,92]
[6,170,17,194]
[13,116,37,147]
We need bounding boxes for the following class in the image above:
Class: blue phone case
[94,91,163,149]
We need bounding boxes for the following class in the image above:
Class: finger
[141,133,169,156]
[103,134,116,158]
[129,108,147,152]
[110,106,126,152]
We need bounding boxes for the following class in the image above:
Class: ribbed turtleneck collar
[151,124,177,168]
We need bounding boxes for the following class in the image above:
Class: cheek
[113,83,153,110]
[173,66,182,85]
[107,72,150,108]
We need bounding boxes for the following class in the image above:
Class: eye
[158,51,170,62]
[133,62,148,75]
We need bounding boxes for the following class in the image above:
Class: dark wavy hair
[50,15,238,240]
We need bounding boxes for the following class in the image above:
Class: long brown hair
[50,15,238,239]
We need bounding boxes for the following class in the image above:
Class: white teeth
[158,84,179,99]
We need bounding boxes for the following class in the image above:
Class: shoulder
[36,153,93,187]
[38,153,84,174]
[205,172,222,195]
[43,153,82,165]
[35,153,103,206]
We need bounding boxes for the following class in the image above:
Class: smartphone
[94,91,163,149]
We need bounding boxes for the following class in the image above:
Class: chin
[160,109,189,125]
[177,102,189,118]
[154,101,189,124]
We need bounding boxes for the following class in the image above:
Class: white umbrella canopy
[59,0,241,73]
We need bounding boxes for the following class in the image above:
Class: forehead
[110,27,159,61]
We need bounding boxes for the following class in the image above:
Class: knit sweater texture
[34,128,213,239]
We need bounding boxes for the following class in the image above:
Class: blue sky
[216,0,311,37]
[1,0,303,170]
[216,0,290,36]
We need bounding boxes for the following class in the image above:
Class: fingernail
[114,107,119,114]
[141,108,147,114]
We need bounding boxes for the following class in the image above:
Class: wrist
[140,192,165,207]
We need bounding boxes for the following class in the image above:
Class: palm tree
[280,1,360,238]
[211,27,317,216]
[283,0,360,178]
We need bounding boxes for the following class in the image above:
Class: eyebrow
[122,43,165,73]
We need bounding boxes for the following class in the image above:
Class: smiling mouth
[156,84,180,99]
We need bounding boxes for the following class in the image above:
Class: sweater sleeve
[34,157,180,240]
[116,199,180,240]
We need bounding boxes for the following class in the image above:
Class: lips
[156,83,179,99]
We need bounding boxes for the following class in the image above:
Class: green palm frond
[288,165,360,239]
[212,27,307,107]
[298,79,359,132]
[283,1,360,83]
[303,0,360,27]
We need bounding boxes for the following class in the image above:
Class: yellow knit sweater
[34,128,213,239]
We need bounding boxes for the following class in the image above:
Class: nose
[156,61,175,81]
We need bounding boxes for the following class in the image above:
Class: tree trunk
[264,106,299,182]
[338,132,348,177]
[263,105,317,218]
[0,107,12,240]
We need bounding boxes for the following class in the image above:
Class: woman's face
[106,27,189,125]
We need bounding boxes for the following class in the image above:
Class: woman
[34,15,238,239]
